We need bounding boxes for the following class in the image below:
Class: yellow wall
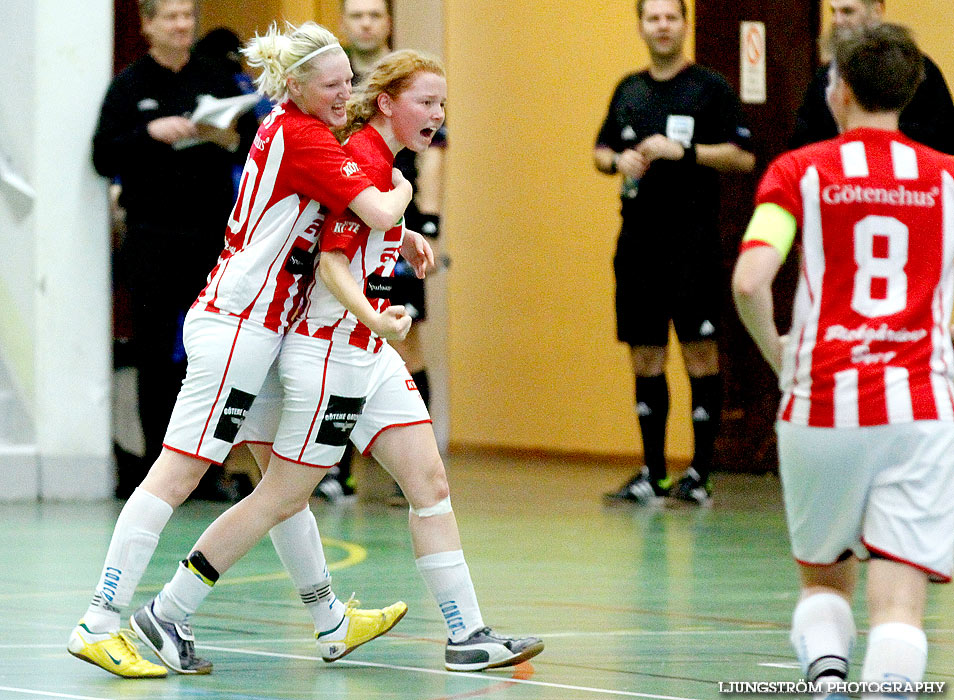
[899,3,954,80]
[443,0,696,458]
[200,0,341,41]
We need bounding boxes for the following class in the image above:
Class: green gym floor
[3,454,953,699]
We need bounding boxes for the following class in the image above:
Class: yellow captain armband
[741,203,798,261]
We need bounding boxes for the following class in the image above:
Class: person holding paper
[92,0,259,487]
[194,27,274,122]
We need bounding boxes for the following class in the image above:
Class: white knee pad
[410,496,452,518]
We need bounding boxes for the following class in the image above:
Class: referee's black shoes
[603,466,671,505]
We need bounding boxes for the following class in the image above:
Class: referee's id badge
[666,115,695,147]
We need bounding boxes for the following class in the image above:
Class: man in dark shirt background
[595,0,755,507]
[93,0,257,494]
[791,0,954,153]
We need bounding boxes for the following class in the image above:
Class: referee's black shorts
[613,227,723,347]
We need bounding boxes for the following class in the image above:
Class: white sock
[83,488,174,633]
[268,506,344,632]
[154,561,215,623]
[415,550,484,643]
[861,622,927,700]
[790,592,856,682]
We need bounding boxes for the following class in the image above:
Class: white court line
[0,628,789,651]
[200,644,704,700]
[0,629,779,651]
[0,687,114,700]
[0,643,79,649]
[7,624,954,650]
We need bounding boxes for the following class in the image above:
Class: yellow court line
[0,537,367,600]
[197,537,367,587]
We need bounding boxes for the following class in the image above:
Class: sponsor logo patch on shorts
[315,395,366,446]
[406,379,417,391]
[213,388,256,442]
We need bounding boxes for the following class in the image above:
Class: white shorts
[777,420,954,582]
[235,361,283,446]
[163,308,282,464]
[270,336,430,467]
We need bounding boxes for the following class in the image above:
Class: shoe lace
[453,627,508,646]
[116,629,145,659]
[177,618,194,636]
[343,593,360,612]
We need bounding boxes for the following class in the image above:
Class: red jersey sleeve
[320,211,365,258]
[283,119,374,216]
[317,127,395,258]
[756,152,804,224]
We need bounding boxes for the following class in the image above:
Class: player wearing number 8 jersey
[734,24,954,698]
[754,127,954,428]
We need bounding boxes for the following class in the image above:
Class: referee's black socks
[635,375,669,485]
[688,374,723,482]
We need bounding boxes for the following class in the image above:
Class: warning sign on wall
[740,21,766,104]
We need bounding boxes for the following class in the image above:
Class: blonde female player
[68,21,413,678]
[133,50,545,674]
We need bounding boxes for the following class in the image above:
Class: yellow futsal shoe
[317,599,408,661]
[68,621,168,678]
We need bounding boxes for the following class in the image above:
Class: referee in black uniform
[595,0,755,505]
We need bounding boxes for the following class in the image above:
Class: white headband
[287,43,342,72]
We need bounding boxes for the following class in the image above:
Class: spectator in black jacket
[93,0,257,488]
[790,0,954,154]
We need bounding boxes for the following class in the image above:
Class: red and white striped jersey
[759,128,954,427]
[291,125,403,354]
[195,101,374,332]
